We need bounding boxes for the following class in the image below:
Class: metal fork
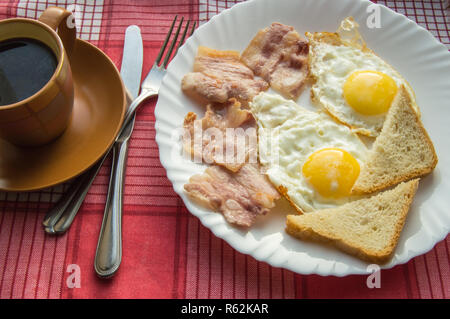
[94,16,196,278]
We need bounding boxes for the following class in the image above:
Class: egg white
[308,21,418,137]
[250,92,368,213]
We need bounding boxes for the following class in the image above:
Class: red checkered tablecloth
[0,0,449,299]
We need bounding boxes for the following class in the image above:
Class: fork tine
[173,19,190,57]
[155,15,177,66]
[189,21,196,37]
[162,16,184,68]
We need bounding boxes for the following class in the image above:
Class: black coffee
[0,38,58,106]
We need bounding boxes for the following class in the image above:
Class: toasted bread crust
[277,185,304,215]
[286,179,419,264]
[352,87,437,194]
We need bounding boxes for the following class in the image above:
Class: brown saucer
[0,39,126,191]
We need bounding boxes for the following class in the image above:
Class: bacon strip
[241,23,309,100]
[182,100,280,227]
[184,163,280,227]
[182,99,257,172]
[182,46,268,104]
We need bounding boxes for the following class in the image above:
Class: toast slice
[352,86,437,194]
[286,179,419,264]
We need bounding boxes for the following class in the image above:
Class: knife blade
[94,25,143,278]
[121,25,143,99]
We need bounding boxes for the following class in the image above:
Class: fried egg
[250,92,368,213]
[308,17,419,137]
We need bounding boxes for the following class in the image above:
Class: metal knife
[94,25,143,278]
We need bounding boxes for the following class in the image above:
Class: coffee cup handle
[38,6,76,56]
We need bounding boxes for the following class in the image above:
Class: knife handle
[94,137,130,278]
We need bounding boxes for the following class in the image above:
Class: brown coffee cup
[0,7,76,146]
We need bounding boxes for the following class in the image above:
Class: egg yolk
[343,70,398,116]
[302,148,360,198]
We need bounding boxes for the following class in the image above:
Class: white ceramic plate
[155,0,450,276]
